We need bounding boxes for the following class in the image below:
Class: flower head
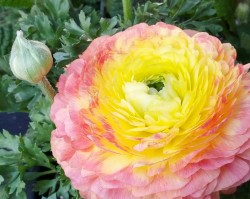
[51,23,250,199]
[10,31,53,83]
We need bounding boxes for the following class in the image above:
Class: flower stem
[38,76,56,102]
[122,0,132,23]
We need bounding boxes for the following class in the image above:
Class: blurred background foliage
[0,0,250,198]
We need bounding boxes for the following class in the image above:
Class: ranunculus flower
[51,23,250,199]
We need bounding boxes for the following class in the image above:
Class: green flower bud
[236,3,249,23]
[10,31,53,84]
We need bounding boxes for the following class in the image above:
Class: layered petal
[51,22,250,199]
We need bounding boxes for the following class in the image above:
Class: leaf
[0,175,4,184]
[0,130,21,165]
[0,24,15,56]
[183,18,223,34]
[106,0,123,17]
[100,17,118,35]
[31,166,80,198]
[174,0,201,17]
[0,7,20,58]
[18,3,64,50]
[42,193,57,199]
[0,0,34,8]
[0,132,26,197]
[0,54,12,75]
[0,74,40,112]
[25,95,54,152]
[166,0,180,8]
[19,136,52,168]
[23,170,56,181]
[21,6,58,48]
[134,0,222,35]
[214,0,237,31]
[34,179,57,195]
[36,0,70,21]
[192,1,216,19]
[58,9,118,67]
[8,175,25,196]
[78,11,92,36]
[0,165,27,199]
[53,52,72,67]
[0,185,9,199]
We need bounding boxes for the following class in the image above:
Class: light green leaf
[34,179,57,195]
[42,193,57,199]
[0,130,21,165]
[36,0,69,21]
[0,175,4,184]
[0,165,27,198]
[100,17,118,35]
[19,136,52,168]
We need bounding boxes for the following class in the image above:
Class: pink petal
[215,158,249,191]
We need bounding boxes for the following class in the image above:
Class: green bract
[9,31,53,83]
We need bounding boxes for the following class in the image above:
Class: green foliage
[0,95,80,198]
[0,8,20,57]
[32,166,81,199]
[0,131,28,199]
[0,54,12,75]
[57,10,118,66]
[0,0,34,8]
[134,0,223,35]
[0,166,26,199]
[0,130,20,165]
[0,24,15,56]
[16,0,118,68]
[0,75,40,112]
[217,0,250,64]
[26,95,54,152]
[214,0,237,31]
[18,6,63,50]
[106,0,123,17]
[36,0,70,21]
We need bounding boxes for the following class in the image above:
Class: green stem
[122,0,132,23]
[38,76,56,103]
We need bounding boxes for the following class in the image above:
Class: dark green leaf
[106,0,123,17]
[0,75,40,112]
[174,0,201,17]
[34,179,57,195]
[0,54,12,75]
[0,0,34,8]
[214,0,237,31]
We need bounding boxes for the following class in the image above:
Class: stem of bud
[122,0,132,23]
[38,77,56,103]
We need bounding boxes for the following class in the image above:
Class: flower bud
[236,3,249,23]
[9,31,53,83]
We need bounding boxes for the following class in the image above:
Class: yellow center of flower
[85,32,235,163]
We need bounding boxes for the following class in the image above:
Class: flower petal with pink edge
[51,22,250,199]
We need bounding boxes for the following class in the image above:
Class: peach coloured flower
[51,22,250,199]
